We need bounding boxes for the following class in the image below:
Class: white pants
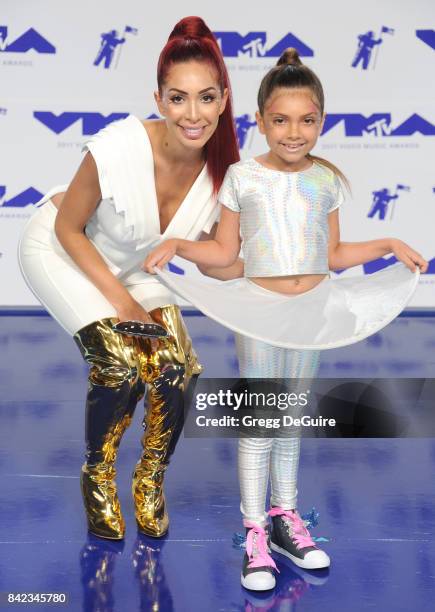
[236,334,320,525]
[18,201,175,335]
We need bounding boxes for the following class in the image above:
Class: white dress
[155,158,419,350]
[18,116,219,335]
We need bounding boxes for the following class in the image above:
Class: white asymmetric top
[83,115,218,284]
[19,115,221,334]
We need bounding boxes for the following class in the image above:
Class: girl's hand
[391,239,428,273]
[143,239,178,274]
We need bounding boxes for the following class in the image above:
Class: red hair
[157,16,240,195]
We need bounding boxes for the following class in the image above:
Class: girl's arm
[328,210,428,272]
[144,207,241,273]
[55,153,155,322]
[196,223,244,280]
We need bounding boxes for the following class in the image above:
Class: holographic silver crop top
[218,158,344,277]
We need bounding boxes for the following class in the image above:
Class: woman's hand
[143,239,178,274]
[115,298,159,348]
[390,239,428,273]
[116,298,155,324]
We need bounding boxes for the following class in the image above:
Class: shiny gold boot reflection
[132,536,174,612]
[133,305,201,537]
[75,318,145,540]
[80,535,124,612]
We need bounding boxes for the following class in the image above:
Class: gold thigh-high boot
[74,318,145,540]
[132,305,202,537]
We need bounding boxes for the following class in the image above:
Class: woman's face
[155,60,228,151]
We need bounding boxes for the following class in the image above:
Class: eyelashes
[272,117,318,125]
[168,94,218,104]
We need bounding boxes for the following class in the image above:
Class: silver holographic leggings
[236,334,320,525]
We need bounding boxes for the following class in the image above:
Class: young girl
[144,49,427,590]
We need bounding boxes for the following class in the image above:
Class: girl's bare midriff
[250,273,328,295]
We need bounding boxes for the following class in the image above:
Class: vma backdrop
[1,0,434,307]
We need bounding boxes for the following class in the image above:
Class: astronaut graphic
[235,114,257,149]
[93,26,138,69]
[367,185,410,220]
[351,26,394,70]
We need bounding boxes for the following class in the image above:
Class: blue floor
[1,313,435,611]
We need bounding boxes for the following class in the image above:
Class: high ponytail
[257,47,349,190]
[168,16,216,41]
[276,47,303,67]
[257,47,323,116]
[157,16,239,195]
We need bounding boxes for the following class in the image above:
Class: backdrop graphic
[1,0,434,307]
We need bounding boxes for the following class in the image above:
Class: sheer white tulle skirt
[156,263,419,350]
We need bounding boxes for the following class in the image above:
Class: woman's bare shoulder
[141,118,165,138]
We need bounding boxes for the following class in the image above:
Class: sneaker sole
[240,572,276,591]
[270,542,330,569]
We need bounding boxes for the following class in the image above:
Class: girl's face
[155,60,228,152]
[256,87,325,171]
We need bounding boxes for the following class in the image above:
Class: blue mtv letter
[214,32,267,56]
[3,187,43,207]
[363,256,398,274]
[265,33,313,57]
[1,28,56,53]
[416,30,435,50]
[391,114,435,136]
[33,112,129,135]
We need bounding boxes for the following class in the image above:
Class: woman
[18,16,240,540]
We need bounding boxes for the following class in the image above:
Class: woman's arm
[144,207,241,273]
[196,223,244,280]
[328,210,428,272]
[55,153,154,322]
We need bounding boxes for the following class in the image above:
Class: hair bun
[276,47,302,67]
[169,16,215,41]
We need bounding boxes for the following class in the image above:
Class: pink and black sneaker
[268,508,330,570]
[241,521,278,591]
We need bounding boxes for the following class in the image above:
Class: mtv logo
[322,113,435,137]
[0,26,56,53]
[34,112,129,135]
[213,31,313,58]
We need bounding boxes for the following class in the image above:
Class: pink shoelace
[243,520,278,571]
[268,508,317,550]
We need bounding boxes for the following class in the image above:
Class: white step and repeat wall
[1,0,434,306]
